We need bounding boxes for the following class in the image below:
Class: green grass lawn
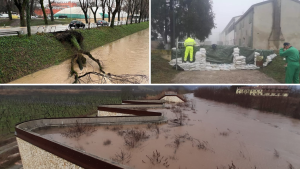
[0,19,15,27]
[30,18,73,26]
[260,54,300,83]
[151,51,180,83]
[0,22,149,83]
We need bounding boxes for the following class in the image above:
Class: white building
[220,0,300,50]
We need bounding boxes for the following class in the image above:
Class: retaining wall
[16,103,166,169]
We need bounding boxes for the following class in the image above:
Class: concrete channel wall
[16,102,166,169]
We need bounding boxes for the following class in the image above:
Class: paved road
[0,24,77,36]
[171,70,280,84]
[0,20,128,36]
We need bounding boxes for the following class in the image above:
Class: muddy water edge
[34,94,300,169]
[9,29,149,84]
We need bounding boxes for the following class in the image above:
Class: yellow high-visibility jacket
[184,37,196,47]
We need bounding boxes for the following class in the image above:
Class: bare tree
[14,0,27,26]
[101,0,107,20]
[39,0,48,25]
[48,0,54,21]
[90,0,100,23]
[79,0,89,23]
[124,0,132,25]
[129,0,140,24]
[139,0,148,23]
[26,0,31,36]
[4,0,13,20]
[106,0,113,22]
[110,0,121,27]
[117,0,123,21]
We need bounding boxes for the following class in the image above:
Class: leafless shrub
[61,121,96,139]
[274,149,279,158]
[117,130,126,136]
[103,139,111,146]
[170,107,185,126]
[288,163,294,169]
[124,129,149,148]
[111,125,123,131]
[220,132,229,137]
[145,150,169,168]
[166,133,209,153]
[147,123,154,129]
[228,162,238,169]
[111,150,131,164]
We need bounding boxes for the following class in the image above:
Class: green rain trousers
[279,46,300,84]
[184,46,194,62]
[285,62,300,83]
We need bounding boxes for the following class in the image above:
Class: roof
[235,0,300,25]
[221,15,241,34]
[235,1,271,24]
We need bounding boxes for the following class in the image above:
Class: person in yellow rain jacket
[184,37,196,62]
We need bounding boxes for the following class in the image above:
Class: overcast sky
[208,0,267,43]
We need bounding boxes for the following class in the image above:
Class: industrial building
[220,0,300,50]
[236,86,289,97]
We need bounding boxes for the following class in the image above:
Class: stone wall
[160,96,184,103]
[97,111,135,117]
[17,138,83,169]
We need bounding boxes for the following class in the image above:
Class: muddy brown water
[9,29,149,84]
[35,94,300,169]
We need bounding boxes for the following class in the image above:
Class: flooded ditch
[34,94,300,169]
[9,29,149,84]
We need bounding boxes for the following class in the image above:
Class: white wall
[252,3,273,49]
[281,0,300,49]
[160,96,184,103]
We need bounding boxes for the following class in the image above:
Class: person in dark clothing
[212,44,217,50]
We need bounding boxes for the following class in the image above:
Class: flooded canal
[9,29,149,84]
[35,94,300,169]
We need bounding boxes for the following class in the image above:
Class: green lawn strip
[259,55,300,83]
[80,22,149,51]
[0,19,15,27]
[0,22,149,83]
[151,51,180,83]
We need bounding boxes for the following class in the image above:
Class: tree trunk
[117,10,120,21]
[30,0,34,16]
[48,0,54,21]
[102,8,105,20]
[20,7,25,26]
[40,0,48,25]
[170,0,175,48]
[26,0,31,37]
[7,3,12,20]
[110,0,120,28]
[84,11,88,23]
[108,12,110,22]
[93,12,97,23]
[14,0,26,27]
[138,0,143,23]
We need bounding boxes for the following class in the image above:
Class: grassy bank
[151,51,180,83]
[0,22,149,83]
[260,53,300,83]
